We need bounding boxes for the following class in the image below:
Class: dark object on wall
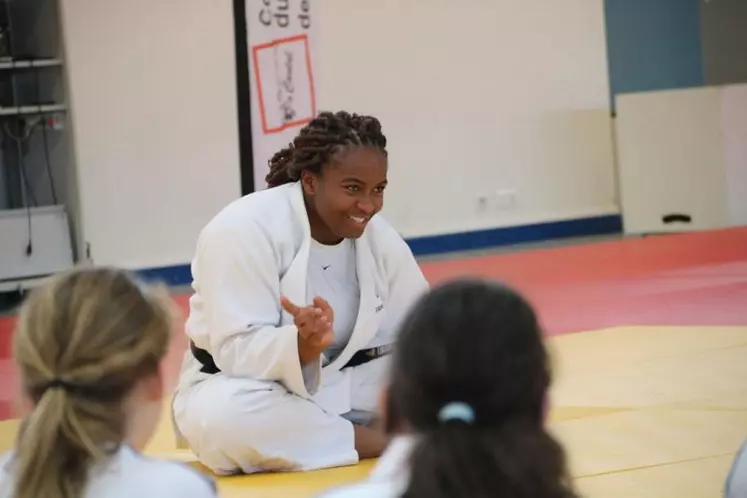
[604,0,705,110]
[700,0,747,85]
[662,213,692,225]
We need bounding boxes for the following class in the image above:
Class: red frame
[251,34,317,135]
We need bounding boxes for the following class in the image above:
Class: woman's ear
[300,170,318,195]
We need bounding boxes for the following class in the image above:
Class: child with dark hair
[319,278,578,498]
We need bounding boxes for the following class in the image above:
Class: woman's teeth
[348,215,368,224]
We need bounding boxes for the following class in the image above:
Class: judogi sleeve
[191,221,321,398]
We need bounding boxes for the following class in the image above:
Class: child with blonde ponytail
[0,267,218,498]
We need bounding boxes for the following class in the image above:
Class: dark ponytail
[387,279,578,498]
[404,423,575,498]
[264,110,387,188]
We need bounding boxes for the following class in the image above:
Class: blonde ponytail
[11,267,173,498]
[13,387,118,498]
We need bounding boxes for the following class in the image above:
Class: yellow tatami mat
[550,326,747,497]
[0,325,744,497]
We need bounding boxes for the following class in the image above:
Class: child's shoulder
[316,481,397,498]
[117,449,217,497]
[0,447,217,498]
[138,455,216,491]
[0,451,12,469]
[725,440,747,498]
[97,446,218,498]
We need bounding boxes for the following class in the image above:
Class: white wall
[722,84,747,226]
[59,0,241,269]
[58,0,616,271]
[315,0,617,238]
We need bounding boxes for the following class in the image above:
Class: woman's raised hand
[281,296,334,364]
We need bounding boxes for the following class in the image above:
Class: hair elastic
[437,402,475,424]
[41,378,78,394]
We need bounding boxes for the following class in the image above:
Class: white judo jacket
[316,436,416,498]
[174,181,429,412]
[0,446,217,498]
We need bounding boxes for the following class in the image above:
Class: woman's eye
[346,185,360,192]
[374,186,386,193]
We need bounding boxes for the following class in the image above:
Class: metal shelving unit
[0,0,74,294]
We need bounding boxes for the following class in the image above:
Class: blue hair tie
[437,402,475,424]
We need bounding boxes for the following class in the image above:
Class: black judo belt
[190,341,392,375]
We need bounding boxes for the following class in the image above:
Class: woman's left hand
[281,296,335,364]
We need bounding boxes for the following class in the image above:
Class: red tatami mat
[419,228,747,334]
[0,227,745,420]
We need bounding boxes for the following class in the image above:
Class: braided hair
[265,111,388,188]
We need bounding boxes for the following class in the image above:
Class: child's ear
[16,392,35,418]
[378,384,396,433]
[377,385,388,418]
[143,364,164,402]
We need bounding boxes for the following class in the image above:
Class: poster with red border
[246,1,317,190]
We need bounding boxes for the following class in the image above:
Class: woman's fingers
[312,296,331,312]
[280,296,301,316]
[286,297,334,347]
[313,296,334,323]
[297,309,326,339]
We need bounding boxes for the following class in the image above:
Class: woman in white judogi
[0,267,216,498]
[172,111,429,475]
[318,279,578,498]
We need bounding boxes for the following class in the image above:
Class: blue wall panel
[605,0,705,108]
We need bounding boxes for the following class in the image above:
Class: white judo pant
[172,356,388,475]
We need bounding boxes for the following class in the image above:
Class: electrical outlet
[493,189,516,210]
